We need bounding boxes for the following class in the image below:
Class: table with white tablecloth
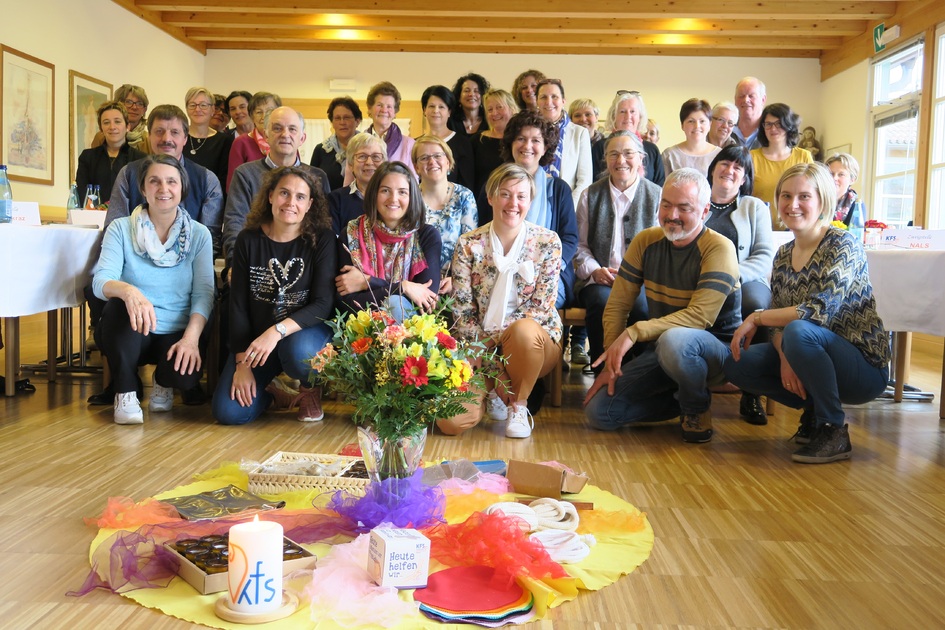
[866,249,945,417]
[0,224,102,396]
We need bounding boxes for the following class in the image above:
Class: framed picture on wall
[0,45,55,185]
[69,71,112,182]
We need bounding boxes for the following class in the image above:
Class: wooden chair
[549,307,587,407]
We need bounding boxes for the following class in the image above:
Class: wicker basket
[248,451,370,495]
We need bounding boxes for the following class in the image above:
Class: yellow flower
[393,345,407,361]
[406,342,425,358]
[346,310,373,336]
[405,314,440,343]
[448,359,473,389]
[426,348,449,379]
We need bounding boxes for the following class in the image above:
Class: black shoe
[791,423,852,464]
[181,383,207,406]
[526,378,545,416]
[681,411,713,443]
[790,408,816,444]
[88,377,143,406]
[582,363,600,376]
[738,392,768,426]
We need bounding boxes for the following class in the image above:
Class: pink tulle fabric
[83,497,182,529]
[328,471,445,532]
[437,472,511,496]
[303,533,419,627]
[422,511,567,586]
[69,510,356,596]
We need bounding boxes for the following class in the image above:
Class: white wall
[1,0,205,207]
[819,60,870,163]
[204,50,823,147]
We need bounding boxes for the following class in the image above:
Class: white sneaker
[487,391,508,421]
[114,392,144,425]
[505,404,534,439]
[149,375,174,412]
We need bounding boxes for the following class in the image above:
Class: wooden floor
[2,313,945,629]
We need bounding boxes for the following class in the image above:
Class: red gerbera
[352,337,373,354]
[436,331,457,350]
[401,356,429,386]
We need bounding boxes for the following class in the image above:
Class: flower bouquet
[310,303,495,480]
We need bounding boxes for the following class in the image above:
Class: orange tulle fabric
[83,497,182,529]
[575,508,648,535]
[422,511,567,586]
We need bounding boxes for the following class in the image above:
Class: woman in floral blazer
[443,164,562,439]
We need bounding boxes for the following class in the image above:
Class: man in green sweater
[583,168,741,443]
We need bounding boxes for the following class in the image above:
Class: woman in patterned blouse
[724,163,889,464]
[443,164,562,439]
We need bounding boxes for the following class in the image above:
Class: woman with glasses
[227,92,283,191]
[311,96,362,191]
[336,161,441,322]
[210,94,233,136]
[184,87,233,194]
[593,91,665,185]
[661,98,721,177]
[472,89,519,194]
[420,85,475,191]
[91,84,150,154]
[708,102,739,148]
[451,73,490,137]
[412,135,477,295]
[326,134,387,238]
[750,103,813,225]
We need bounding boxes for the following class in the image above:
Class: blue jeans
[584,328,730,430]
[580,283,649,363]
[723,320,888,427]
[384,294,416,323]
[212,324,332,425]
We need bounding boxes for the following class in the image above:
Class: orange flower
[401,356,429,386]
[352,337,373,354]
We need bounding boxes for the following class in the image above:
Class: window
[927,25,945,229]
[868,39,924,228]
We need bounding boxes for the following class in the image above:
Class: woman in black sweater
[75,101,146,205]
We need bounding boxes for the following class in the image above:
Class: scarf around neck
[251,128,270,156]
[834,187,858,225]
[348,215,427,284]
[125,121,148,148]
[130,204,192,267]
[372,122,403,156]
[547,112,570,178]
[483,222,534,332]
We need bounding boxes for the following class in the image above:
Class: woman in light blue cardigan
[704,144,775,426]
[93,154,215,425]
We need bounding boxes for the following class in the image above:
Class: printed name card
[11,201,40,225]
[878,229,945,251]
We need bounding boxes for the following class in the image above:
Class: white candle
[227,515,284,613]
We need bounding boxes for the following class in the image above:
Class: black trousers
[98,298,203,394]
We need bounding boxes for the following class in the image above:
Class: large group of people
[79,73,887,464]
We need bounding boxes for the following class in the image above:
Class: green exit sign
[874,23,886,53]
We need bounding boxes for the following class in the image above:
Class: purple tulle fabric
[68,510,357,596]
[327,470,446,532]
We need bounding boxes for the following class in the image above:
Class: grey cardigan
[706,195,774,285]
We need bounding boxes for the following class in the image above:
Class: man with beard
[583,168,741,444]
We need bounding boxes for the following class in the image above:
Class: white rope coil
[528,530,596,564]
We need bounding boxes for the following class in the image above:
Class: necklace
[709,198,737,212]
[189,135,208,155]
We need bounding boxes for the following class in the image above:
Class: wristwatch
[275,322,287,339]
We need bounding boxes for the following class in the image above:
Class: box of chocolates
[165,533,316,595]
[248,451,371,495]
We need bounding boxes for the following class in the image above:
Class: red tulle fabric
[328,471,445,532]
[83,497,182,529]
[422,511,567,587]
[68,510,357,596]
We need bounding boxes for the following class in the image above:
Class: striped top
[771,227,890,368]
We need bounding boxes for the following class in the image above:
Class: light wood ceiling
[116,1,914,61]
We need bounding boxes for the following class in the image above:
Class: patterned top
[451,223,563,344]
[771,227,890,367]
[424,183,478,271]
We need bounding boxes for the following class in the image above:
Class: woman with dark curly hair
[512,69,545,112]
[750,102,813,224]
[311,96,362,190]
[213,166,337,425]
[451,72,490,136]
[480,110,577,311]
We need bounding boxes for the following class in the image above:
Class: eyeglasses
[187,102,212,111]
[353,153,385,164]
[332,115,356,123]
[606,150,641,161]
[762,120,783,130]
[616,90,641,97]
[417,152,446,164]
[712,117,736,129]
[123,99,145,110]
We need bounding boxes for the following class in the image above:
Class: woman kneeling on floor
[443,163,562,439]
[723,162,889,463]
[213,166,336,425]
[92,154,214,425]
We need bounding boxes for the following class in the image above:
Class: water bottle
[0,165,13,223]
[67,181,80,210]
[848,201,865,245]
[93,185,101,208]
[84,184,98,209]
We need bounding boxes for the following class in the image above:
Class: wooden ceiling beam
[161,12,867,37]
[137,0,897,21]
[111,0,205,53]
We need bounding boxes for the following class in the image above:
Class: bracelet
[753,309,764,326]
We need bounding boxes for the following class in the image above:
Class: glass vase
[356,425,427,483]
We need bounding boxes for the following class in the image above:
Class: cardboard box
[367,528,430,589]
[164,537,316,595]
[506,460,589,499]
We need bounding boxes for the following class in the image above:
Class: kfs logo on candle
[227,516,284,613]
